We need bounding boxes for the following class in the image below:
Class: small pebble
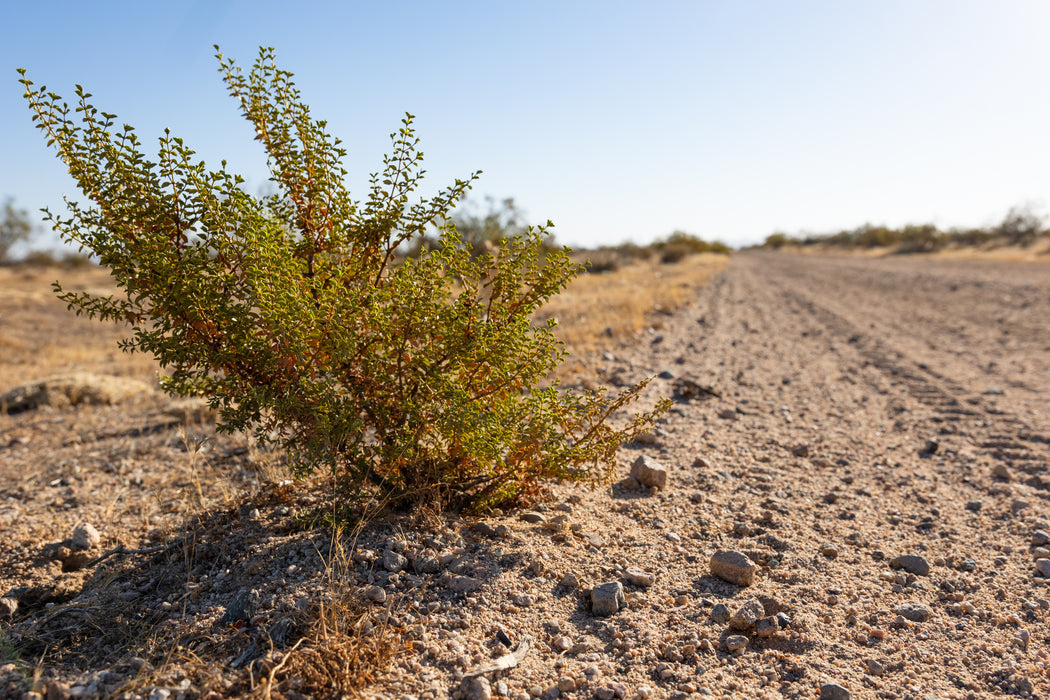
[71,522,101,549]
[755,616,779,638]
[729,597,765,631]
[889,554,930,576]
[710,603,730,625]
[724,635,748,652]
[624,568,655,587]
[710,550,757,586]
[894,603,931,622]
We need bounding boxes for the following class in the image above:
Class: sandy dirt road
[599,251,1050,697]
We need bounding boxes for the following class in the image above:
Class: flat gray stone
[383,549,408,573]
[710,550,757,586]
[591,582,626,617]
[449,575,482,593]
[894,603,931,622]
[889,555,930,577]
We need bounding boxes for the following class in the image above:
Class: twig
[82,543,171,568]
[464,635,533,677]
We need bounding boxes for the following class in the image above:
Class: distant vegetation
[0,197,35,262]
[582,231,730,273]
[762,206,1048,253]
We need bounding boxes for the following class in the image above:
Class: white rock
[72,522,100,549]
[630,456,668,490]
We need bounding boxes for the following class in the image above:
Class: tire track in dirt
[751,253,1050,495]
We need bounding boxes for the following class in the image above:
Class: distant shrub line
[583,231,730,273]
[762,206,1048,253]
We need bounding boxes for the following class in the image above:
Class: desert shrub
[21,249,95,268]
[763,232,792,249]
[0,197,35,262]
[616,242,653,262]
[659,244,691,264]
[995,205,1044,246]
[581,255,620,274]
[19,47,666,512]
[651,231,731,261]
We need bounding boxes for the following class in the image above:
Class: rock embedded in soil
[1033,530,1050,547]
[710,603,730,624]
[559,572,580,588]
[819,683,851,700]
[894,603,932,622]
[0,597,17,619]
[464,676,492,700]
[710,550,757,586]
[520,512,546,524]
[413,552,443,574]
[383,549,408,572]
[724,635,748,652]
[1035,559,1050,578]
[591,582,626,617]
[729,597,765,630]
[623,567,655,587]
[449,575,482,593]
[219,589,259,625]
[71,522,100,549]
[889,554,930,576]
[365,585,387,604]
[630,455,668,490]
[755,616,779,637]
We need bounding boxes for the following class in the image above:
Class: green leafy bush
[19,47,665,512]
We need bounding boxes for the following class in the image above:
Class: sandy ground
[1,251,1049,700]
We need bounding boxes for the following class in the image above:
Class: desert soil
[1,251,1049,700]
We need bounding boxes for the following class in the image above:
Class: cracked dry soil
[2,251,1050,700]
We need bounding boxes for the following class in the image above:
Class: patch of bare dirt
[2,253,1049,700]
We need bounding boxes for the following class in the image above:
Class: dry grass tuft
[279,526,406,698]
[543,252,728,354]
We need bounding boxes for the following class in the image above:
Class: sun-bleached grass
[0,264,160,390]
[543,252,728,355]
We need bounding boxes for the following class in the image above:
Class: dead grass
[773,237,1050,262]
[543,252,728,354]
[925,237,1050,261]
[0,264,159,390]
[280,526,405,698]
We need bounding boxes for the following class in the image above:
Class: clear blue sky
[4,1,1050,250]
